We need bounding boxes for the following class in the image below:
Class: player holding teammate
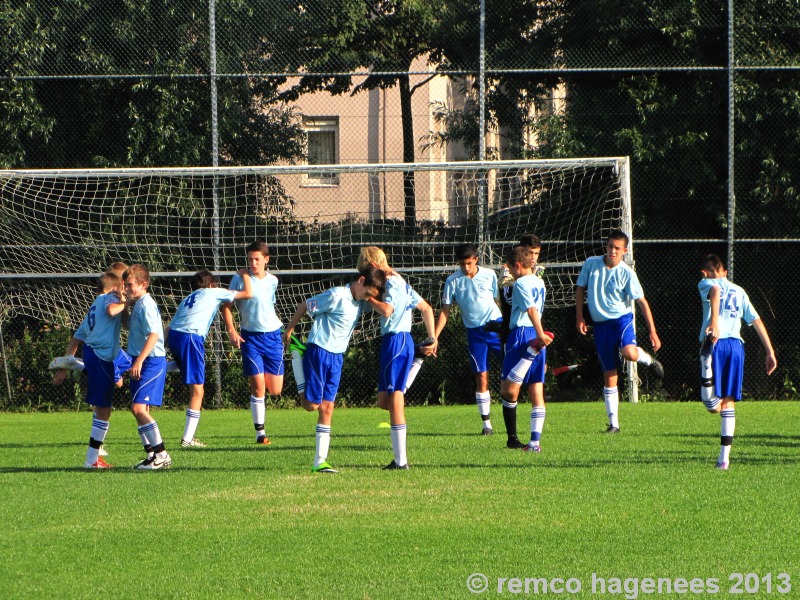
[575,230,663,433]
[697,254,776,470]
[434,243,503,435]
[167,269,253,447]
[222,241,284,445]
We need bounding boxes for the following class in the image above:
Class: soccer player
[362,247,437,469]
[434,243,503,435]
[282,266,387,473]
[167,268,253,447]
[222,240,284,445]
[498,235,542,347]
[124,264,172,470]
[53,271,131,468]
[575,230,663,433]
[499,245,553,450]
[697,253,776,470]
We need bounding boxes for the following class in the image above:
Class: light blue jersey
[306,285,365,354]
[74,292,124,362]
[441,266,502,329]
[229,272,282,333]
[169,287,237,337]
[127,293,166,358]
[510,274,545,330]
[380,275,423,335]
[698,277,759,343]
[576,256,643,322]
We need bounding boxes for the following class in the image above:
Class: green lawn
[1,402,799,599]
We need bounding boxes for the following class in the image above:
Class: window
[303,117,339,186]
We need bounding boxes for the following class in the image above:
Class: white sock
[144,421,163,447]
[137,425,152,455]
[637,349,653,366]
[86,416,109,465]
[508,355,533,384]
[404,357,424,392]
[314,424,331,468]
[700,354,720,411]
[250,396,266,438]
[182,409,201,442]
[390,424,408,467]
[719,408,735,464]
[604,386,619,428]
[476,391,492,429]
[530,407,546,446]
[292,351,306,393]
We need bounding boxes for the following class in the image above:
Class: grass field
[2,401,799,599]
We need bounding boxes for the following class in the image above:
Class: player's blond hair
[97,271,121,294]
[123,264,150,285]
[107,261,129,278]
[357,246,389,270]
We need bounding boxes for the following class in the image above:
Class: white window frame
[302,116,339,187]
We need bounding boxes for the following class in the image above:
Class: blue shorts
[713,338,745,401]
[501,327,546,385]
[168,330,206,385]
[241,329,285,377]
[129,356,167,406]
[593,313,637,372]
[303,344,344,404]
[466,320,502,373]
[83,346,131,408]
[378,332,414,394]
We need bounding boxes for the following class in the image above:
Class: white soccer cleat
[48,355,85,371]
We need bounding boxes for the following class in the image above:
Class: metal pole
[209,0,223,407]
[0,321,12,406]
[477,0,488,261]
[726,0,736,279]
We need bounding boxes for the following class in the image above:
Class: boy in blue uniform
[362,247,437,470]
[222,240,284,445]
[167,268,253,447]
[575,230,663,433]
[53,271,131,468]
[434,243,503,435]
[124,264,172,470]
[283,266,387,473]
[697,254,776,470]
[500,246,553,450]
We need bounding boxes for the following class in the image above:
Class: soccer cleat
[528,331,555,353]
[98,444,108,457]
[522,443,542,453]
[289,334,307,357]
[48,355,84,371]
[506,437,526,449]
[414,337,435,358]
[134,455,155,468]
[481,427,494,436]
[383,460,410,470]
[649,359,665,379]
[166,360,180,374]
[180,438,207,447]
[604,425,621,434]
[700,332,714,357]
[256,435,271,445]
[134,453,172,470]
[84,457,112,469]
[715,461,729,471]
[311,462,339,474]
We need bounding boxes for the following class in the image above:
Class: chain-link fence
[1,0,799,408]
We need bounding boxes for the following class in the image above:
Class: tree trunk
[399,73,416,235]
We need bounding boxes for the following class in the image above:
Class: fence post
[0,321,12,405]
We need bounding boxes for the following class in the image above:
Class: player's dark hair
[607,230,629,247]
[700,253,726,273]
[358,264,387,297]
[506,245,534,269]
[123,264,150,285]
[97,271,121,293]
[246,240,269,257]
[518,234,541,249]
[455,243,479,261]
[191,269,218,290]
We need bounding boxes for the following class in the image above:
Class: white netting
[0,159,629,342]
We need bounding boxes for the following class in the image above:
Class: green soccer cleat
[311,462,338,474]
[289,334,307,357]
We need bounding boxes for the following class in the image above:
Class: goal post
[0,158,637,402]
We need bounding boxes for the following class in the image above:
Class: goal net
[0,158,632,378]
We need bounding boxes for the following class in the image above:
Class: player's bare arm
[635,297,661,351]
[575,286,588,335]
